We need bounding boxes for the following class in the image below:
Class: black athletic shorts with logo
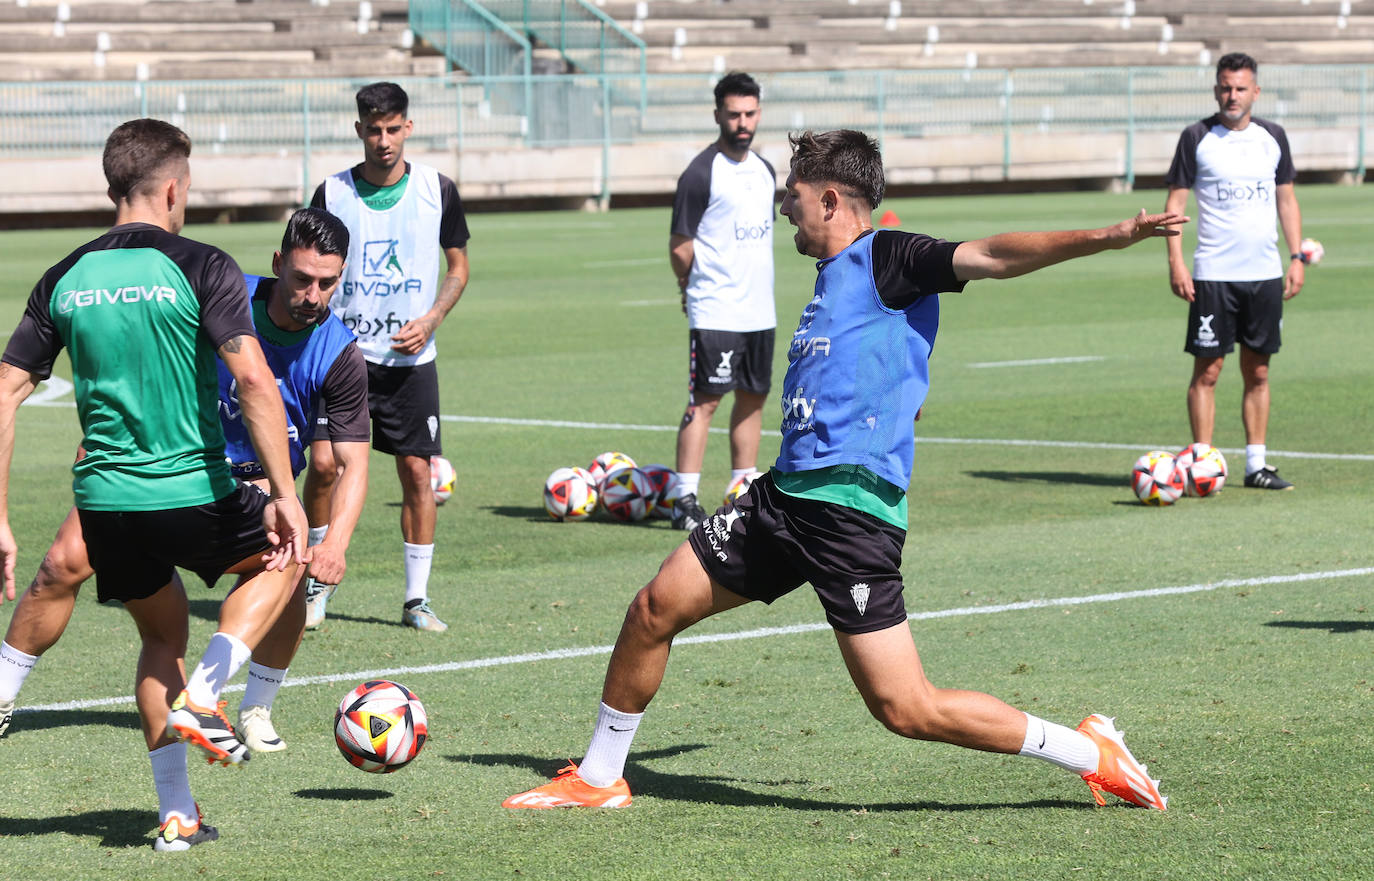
[1185,278,1284,356]
[366,360,442,457]
[688,328,774,399]
[687,472,908,634]
[78,482,272,604]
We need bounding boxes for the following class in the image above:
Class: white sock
[307,525,329,547]
[578,702,644,788]
[677,472,701,498]
[1018,713,1099,775]
[404,543,434,605]
[730,467,755,482]
[150,741,196,825]
[185,632,252,708]
[1245,444,1266,476]
[240,662,288,712]
[0,641,40,702]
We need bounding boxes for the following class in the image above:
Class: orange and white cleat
[1077,714,1167,810]
[502,762,632,809]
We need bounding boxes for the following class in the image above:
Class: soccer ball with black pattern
[1131,451,1184,506]
[723,470,764,506]
[601,466,655,522]
[334,680,428,773]
[587,451,637,489]
[1176,442,1227,498]
[544,466,598,521]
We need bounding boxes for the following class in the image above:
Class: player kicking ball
[504,130,1182,812]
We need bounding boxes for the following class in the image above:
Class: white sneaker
[402,599,448,632]
[237,705,286,753]
[304,578,336,630]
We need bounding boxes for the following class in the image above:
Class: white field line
[443,414,1374,463]
[19,566,1374,715]
[967,355,1106,368]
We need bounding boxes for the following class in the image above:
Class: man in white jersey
[310,82,471,629]
[668,72,777,531]
[1165,52,1305,490]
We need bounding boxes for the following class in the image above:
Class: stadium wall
[1,67,1367,224]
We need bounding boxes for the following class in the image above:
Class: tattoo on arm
[220,334,246,355]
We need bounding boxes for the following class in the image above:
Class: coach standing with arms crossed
[309,82,471,630]
[1165,52,1305,490]
[668,72,778,531]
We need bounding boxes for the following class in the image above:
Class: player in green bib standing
[308,82,471,631]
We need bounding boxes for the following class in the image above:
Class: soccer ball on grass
[1175,442,1228,498]
[1131,451,1184,506]
[334,680,428,773]
[544,466,599,521]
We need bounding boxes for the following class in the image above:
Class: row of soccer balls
[544,451,761,522]
[1132,443,1228,506]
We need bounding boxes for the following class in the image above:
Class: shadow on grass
[6,707,138,734]
[967,470,1125,488]
[1265,619,1374,634]
[454,746,1091,813]
[0,808,157,848]
[295,787,393,801]
[483,505,674,529]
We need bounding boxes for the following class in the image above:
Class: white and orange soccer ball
[543,466,598,521]
[723,470,764,506]
[587,451,637,489]
[638,464,680,519]
[430,455,456,504]
[334,680,428,773]
[1299,237,1324,265]
[1176,442,1228,498]
[601,466,655,522]
[1132,451,1184,506]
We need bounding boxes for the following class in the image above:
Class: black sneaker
[671,493,708,531]
[0,698,13,738]
[1243,466,1294,490]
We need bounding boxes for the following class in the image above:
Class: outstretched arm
[304,440,368,586]
[953,209,1188,282]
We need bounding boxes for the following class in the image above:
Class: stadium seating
[0,0,445,81]
[596,0,1374,74]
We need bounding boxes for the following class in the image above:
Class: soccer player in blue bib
[505,130,1185,813]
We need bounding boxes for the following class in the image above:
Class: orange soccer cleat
[502,763,632,809]
[1077,714,1168,810]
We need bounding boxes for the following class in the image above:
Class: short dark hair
[788,130,886,210]
[102,118,191,202]
[356,82,409,120]
[280,207,350,259]
[1216,52,1258,79]
[714,71,760,109]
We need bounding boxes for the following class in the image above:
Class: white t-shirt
[1166,115,1296,282]
[670,144,777,332]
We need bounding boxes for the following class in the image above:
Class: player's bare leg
[2,507,91,658]
[1238,346,1271,446]
[833,622,1027,752]
[675,393,722,477]
[1187,355,1224,444]
[727,390,766,471]
[303,439,336,527]
[504,542,749,808]
[601,543,751,713]
[124,580,191,750]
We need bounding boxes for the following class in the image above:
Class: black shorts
[366,360,442,457]
[78,482,271,604]
[687,472,908,634]
[688,328,774,399]
[1186,278,1283,357]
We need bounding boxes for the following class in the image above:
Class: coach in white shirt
[1164,52,1305,491]
[668,72,778,529]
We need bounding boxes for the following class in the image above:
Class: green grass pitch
[0,185,1370,879]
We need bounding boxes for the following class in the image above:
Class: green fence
[0,65,1368,185]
